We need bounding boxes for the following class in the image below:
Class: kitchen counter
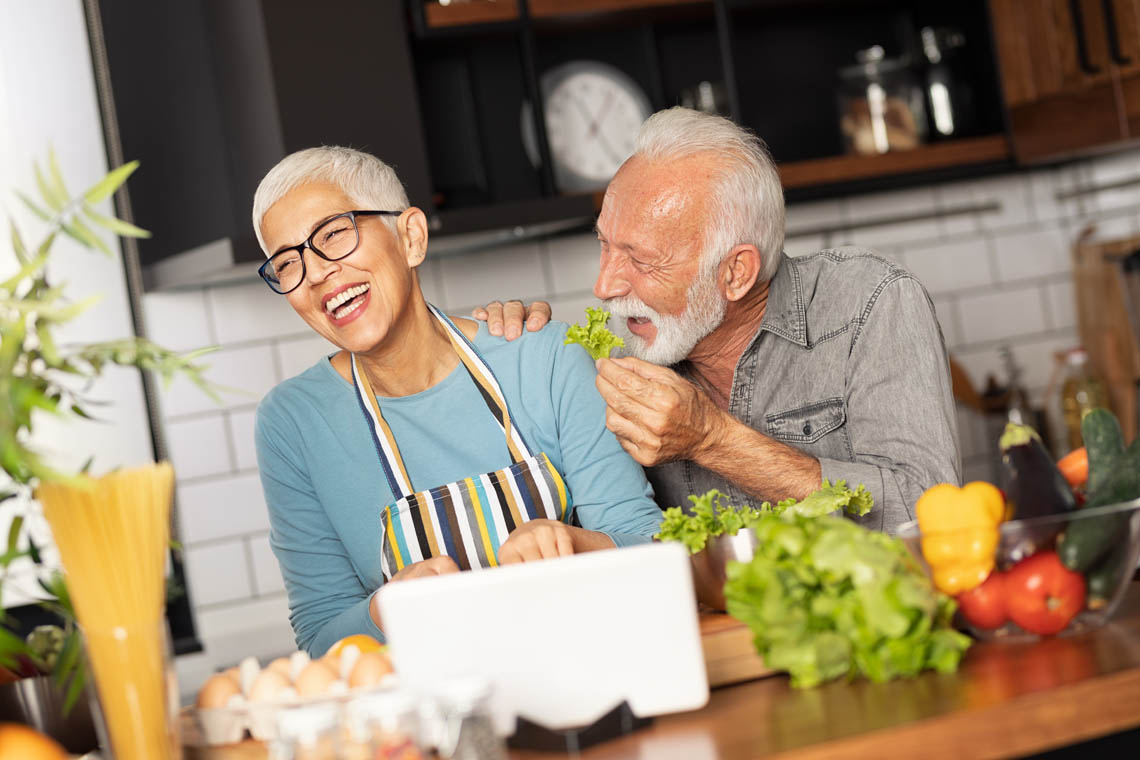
[512,581,1140,760]
[186,583,1140,760]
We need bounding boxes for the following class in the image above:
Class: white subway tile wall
[146,148,1140,673]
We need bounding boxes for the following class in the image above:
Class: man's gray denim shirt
[647,247,962,535]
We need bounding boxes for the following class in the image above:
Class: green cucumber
[1085,538,1130,610]
[1081,408,1125,496]
[1058,409,1140,573]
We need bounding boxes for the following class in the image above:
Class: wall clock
[522,60,653,194]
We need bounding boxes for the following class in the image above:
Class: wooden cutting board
[699,612,775,688]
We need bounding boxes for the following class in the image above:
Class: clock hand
[589,91,616,139]
[595,128,625,165]
[571,95,598,136]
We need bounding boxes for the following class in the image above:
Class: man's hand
[595,356,725,467]
[388,555,461,582]
[471,300,552,340]
[498,518,575,564]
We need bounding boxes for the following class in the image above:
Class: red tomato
[957,571,1007,630]
[1004,551,1086,636]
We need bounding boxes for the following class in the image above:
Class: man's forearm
[694,408,822,503]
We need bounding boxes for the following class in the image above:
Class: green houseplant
[0,152,217,718]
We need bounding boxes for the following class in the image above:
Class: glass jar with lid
[837,45,927,155]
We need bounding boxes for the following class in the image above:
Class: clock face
[525,62,653,193]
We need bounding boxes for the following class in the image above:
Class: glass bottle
[1060,348,1110,453]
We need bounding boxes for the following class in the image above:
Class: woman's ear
[720,244,763,302]
[398,207,429,267]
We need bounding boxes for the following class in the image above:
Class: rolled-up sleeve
[821,275,961,533]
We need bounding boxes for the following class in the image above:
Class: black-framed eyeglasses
[258,209,401,294]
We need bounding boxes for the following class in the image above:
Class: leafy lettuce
[564,306,624,360]
[654,481,873,554]
[723,510,971,688]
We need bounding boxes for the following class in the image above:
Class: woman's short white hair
[633,107,786,283]
[252,146,409,256]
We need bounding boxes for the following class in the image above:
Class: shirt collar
[755,252,809,348]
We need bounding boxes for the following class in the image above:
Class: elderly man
[476,107,960,532]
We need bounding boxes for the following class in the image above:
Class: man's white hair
[251,146,409,256]
[633,107,786,283]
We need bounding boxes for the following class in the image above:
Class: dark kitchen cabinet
[989,0,1140,162]
[95,0,435,288]
[95,0,1013,290]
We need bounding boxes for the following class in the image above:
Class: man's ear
[398,207,429,267]
[720,244,763,302]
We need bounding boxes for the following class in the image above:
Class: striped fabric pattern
[354,305,575,580]
[379,453,571,579]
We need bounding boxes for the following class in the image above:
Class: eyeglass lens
[265,214,360,293]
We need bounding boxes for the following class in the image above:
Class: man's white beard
[604,264,727,366]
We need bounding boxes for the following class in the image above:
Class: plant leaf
[61,216,112,256]
[82,160,139,204]
[14,191,52,222]
[6,515,23,557]
[47,149,71,203]
[27,534,41,564]
[9,222,28,266]
[0,626,30,670]
[33,162,65,212]
[83,206,151,239]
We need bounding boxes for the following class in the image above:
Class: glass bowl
[896,498,1140,642]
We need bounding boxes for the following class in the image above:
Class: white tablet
[377,541,708,734]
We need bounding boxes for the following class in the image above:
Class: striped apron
[352,305,573,580]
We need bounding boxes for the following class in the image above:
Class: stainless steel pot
[689,531,759,611]
[0,675,99,753]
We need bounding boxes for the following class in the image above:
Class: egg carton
[192,648,399,745]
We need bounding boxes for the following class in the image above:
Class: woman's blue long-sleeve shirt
[254,320,663,657]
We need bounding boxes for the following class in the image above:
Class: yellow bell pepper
[915,481,1004,595]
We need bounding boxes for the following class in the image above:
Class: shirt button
[803,423,813,436]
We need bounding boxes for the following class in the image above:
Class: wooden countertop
[511,582,1140,760]
[188,585,1140,760]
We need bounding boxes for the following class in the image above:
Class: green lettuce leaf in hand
[564,306,624,360]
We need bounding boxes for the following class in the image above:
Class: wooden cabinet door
[1108,0,1140,134]
[991,0,1125,162]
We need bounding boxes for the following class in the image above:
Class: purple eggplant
[998,422,1077,564]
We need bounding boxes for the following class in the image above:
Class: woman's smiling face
[259,181,421,355]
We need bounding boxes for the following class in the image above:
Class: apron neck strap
[351,305,534,499]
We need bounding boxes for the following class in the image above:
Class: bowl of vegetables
[896,409,1140,642]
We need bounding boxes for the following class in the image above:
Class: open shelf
[778,134,1012,189]
[423,0,519,28]
[421,0,710,28]
[530,0,710,18]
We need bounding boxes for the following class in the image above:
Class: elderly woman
[252,146,663,656]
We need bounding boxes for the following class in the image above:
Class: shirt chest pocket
[765,398,850,457]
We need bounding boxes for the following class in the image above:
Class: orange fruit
[326,633,384,658]
[0,723,67,760]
